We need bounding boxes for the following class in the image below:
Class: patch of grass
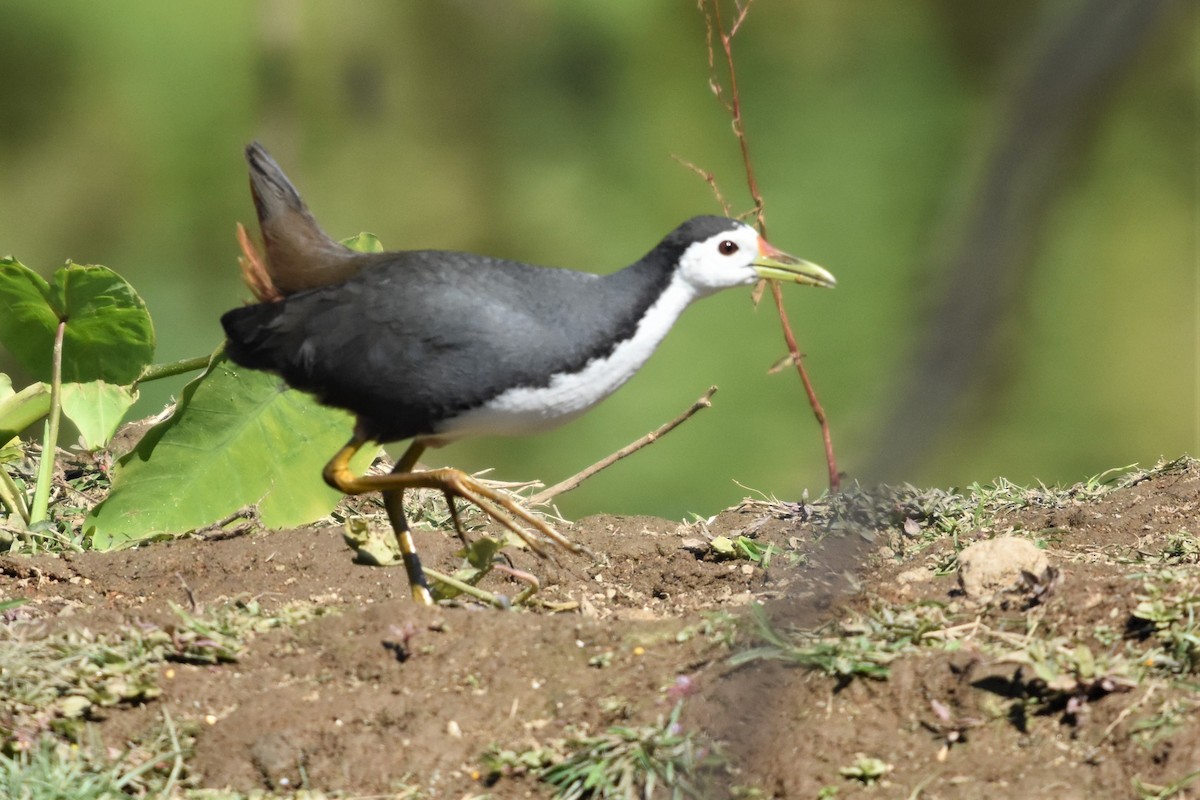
[0,713,187,800]
[483,703,723,800]
[1130,696,1198,750]
[994,636,1139,716]
[674,611,741,649]
[1155,531,1200,565]
[731,571,1199,703]
[753,458,1200,550]
[1,447,113,556]
[1132,768,1200,800]
[0,598,334,749]
[184,789,422,800]
[729,602,957,682]
[1130,570,1200,676]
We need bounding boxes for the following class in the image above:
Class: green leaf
[85,352,377,548]
[0,258,154,384]
[0,373,51,443]
[709,535,736,556]
[340,232,384,253]
[460,535,505,570]
[60,381,139,450]
[342,516,402,566]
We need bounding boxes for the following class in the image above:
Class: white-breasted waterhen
[221,143,836,605]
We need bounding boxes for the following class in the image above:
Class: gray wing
[236,250,668,440]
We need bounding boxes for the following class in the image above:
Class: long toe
[440,469,585,557]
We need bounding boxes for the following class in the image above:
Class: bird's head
[669,216,836,295]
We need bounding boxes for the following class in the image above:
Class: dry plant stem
[708,0,764,221]
[768,281,840,492]
[702,0,840,492]
[671,155,733,216]
[529,386,718,506]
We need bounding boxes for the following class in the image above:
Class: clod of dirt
[956,535,1050,601]
[249,731,307,790]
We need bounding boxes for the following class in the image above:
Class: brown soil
[2,460,1198,799]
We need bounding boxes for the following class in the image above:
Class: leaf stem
[135,355,213,387]
[0,465,29,524]
[30,319,66,524]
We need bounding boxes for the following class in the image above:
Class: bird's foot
[429,467,590,560]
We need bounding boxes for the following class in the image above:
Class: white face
[675,222,763,295]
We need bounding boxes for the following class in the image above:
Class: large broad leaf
[0,258,154,384]
[0,374,51,444]
[60,381,139,450]
[85,353,377,548]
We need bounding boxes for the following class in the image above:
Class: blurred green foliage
[0,1,1193,520]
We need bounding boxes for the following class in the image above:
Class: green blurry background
[1,1,1194,520]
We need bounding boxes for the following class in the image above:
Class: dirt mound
[2,458,1197,798]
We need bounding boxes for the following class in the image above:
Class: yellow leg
[323,436,586,604]
[326,438,433,603]
[383,442,432,603]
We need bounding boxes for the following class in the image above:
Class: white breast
[432,272,700,442]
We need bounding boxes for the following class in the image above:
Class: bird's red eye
[718,240,738,255]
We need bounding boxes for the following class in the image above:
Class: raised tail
[245,142,361,294]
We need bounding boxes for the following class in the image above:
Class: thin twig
[191,506,261,539]
[768,281,839,491]
[529,386,718,506]
[696,0,840,492]
[710,0,766,226]
[176,572,200,613]
[670,155,733,216]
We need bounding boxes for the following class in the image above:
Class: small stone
[896,568,932,585]
[957,536,1051,601]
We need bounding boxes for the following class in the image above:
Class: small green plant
[997,636,1139,718]
[0,258,155,528]
[1158,531,1200,565]
[838,755,891,785]
[0,257,218,551]
[0,235,389,553]
[730,602,953,682]
[1131,572,1200,675]
[708,534,776,567]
